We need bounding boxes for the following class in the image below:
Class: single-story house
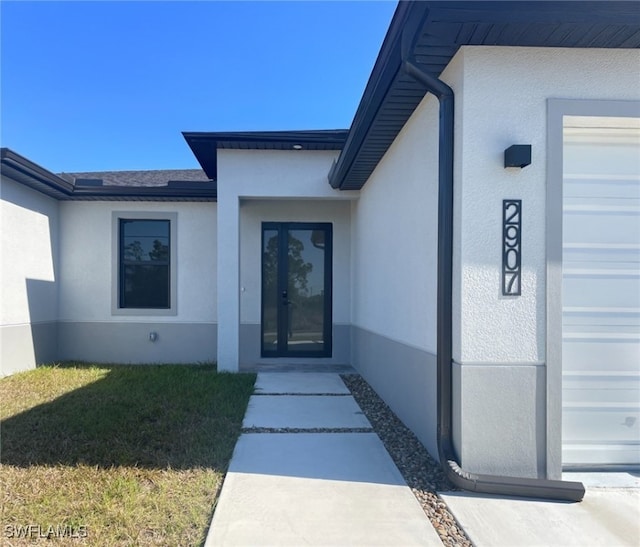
[2,1,639,500]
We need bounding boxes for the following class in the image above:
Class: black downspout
[403,59,585,502]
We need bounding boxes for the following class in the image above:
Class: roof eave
[1,147,75,198]
[1,147,218,202]
[327,1,430,189]
[183,130,349,181]
[329,0,640,191]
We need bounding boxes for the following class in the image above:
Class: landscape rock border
[341,374,473,546]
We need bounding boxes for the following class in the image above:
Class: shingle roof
[1,148,217,201]
[60,169,210,187]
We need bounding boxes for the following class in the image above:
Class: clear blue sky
[1,1,397,172]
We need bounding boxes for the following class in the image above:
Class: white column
[216,190,240,372]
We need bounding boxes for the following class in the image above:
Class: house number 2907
[502,199,522,296]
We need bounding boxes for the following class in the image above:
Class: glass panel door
[261,223,332,357]
[261,227,279,351]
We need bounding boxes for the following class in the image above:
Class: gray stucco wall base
[239,323,351,367]
[1,322,58,376]
[452,362,547,479]
[351,325,438,459]
[58,322,217,364]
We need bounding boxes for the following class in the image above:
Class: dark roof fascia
[329,0,640,190]
[70,185,217,201]
[1,148,217,201]
[423,0,640,25]
[1,147,75,199]
[183,130,349,180]
[184,130,349,146]
[71,182,218,201]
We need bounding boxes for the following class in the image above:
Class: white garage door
[562,116,640,467]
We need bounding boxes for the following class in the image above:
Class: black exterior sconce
[504,145,531,168]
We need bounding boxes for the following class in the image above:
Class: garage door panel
[563,339,640,373]
[563,324,639,335]
[564,175,640,200]
[564,393,640,407]
[562,408,639,443]
[562,260,639,273]
[563,309,640,328]
[562,274,640,308]
[563,210,640,246]
[563,444,640,467]
[563,375,640,404]
[563,246,640,264]
[563,138,640,177]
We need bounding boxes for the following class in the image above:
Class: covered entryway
[237,199,352,368]
[562,115,640,466]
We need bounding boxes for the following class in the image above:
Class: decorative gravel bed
[341,374,473,547]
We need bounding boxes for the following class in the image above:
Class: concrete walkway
[207,371,640,546]
[205,372,442,546]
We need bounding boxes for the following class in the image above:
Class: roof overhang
[1,147,75,199]
[183,130,349,181]
[1,148,217,201]
[329,0,640,190]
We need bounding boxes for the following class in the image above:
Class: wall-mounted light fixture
[504,145,531,168]
[149,332,158,342]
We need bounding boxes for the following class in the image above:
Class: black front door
[261,222,332,357]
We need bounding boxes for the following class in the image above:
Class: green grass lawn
[0,363,255,546]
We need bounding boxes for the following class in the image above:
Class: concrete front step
[254,372,351,395]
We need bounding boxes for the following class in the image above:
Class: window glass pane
[122,236,169,262]
[121,219,169,263]
[122,265,169,308]
[122,220,169,239]
[119,219,171,309]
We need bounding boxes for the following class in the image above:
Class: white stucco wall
[218,150,355,199]
[452,46,640,365]
[349,72,444,456]
[1,175,59,374]
[351,93,440,353]
[1,177,59,324]
[59,201,217,323]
